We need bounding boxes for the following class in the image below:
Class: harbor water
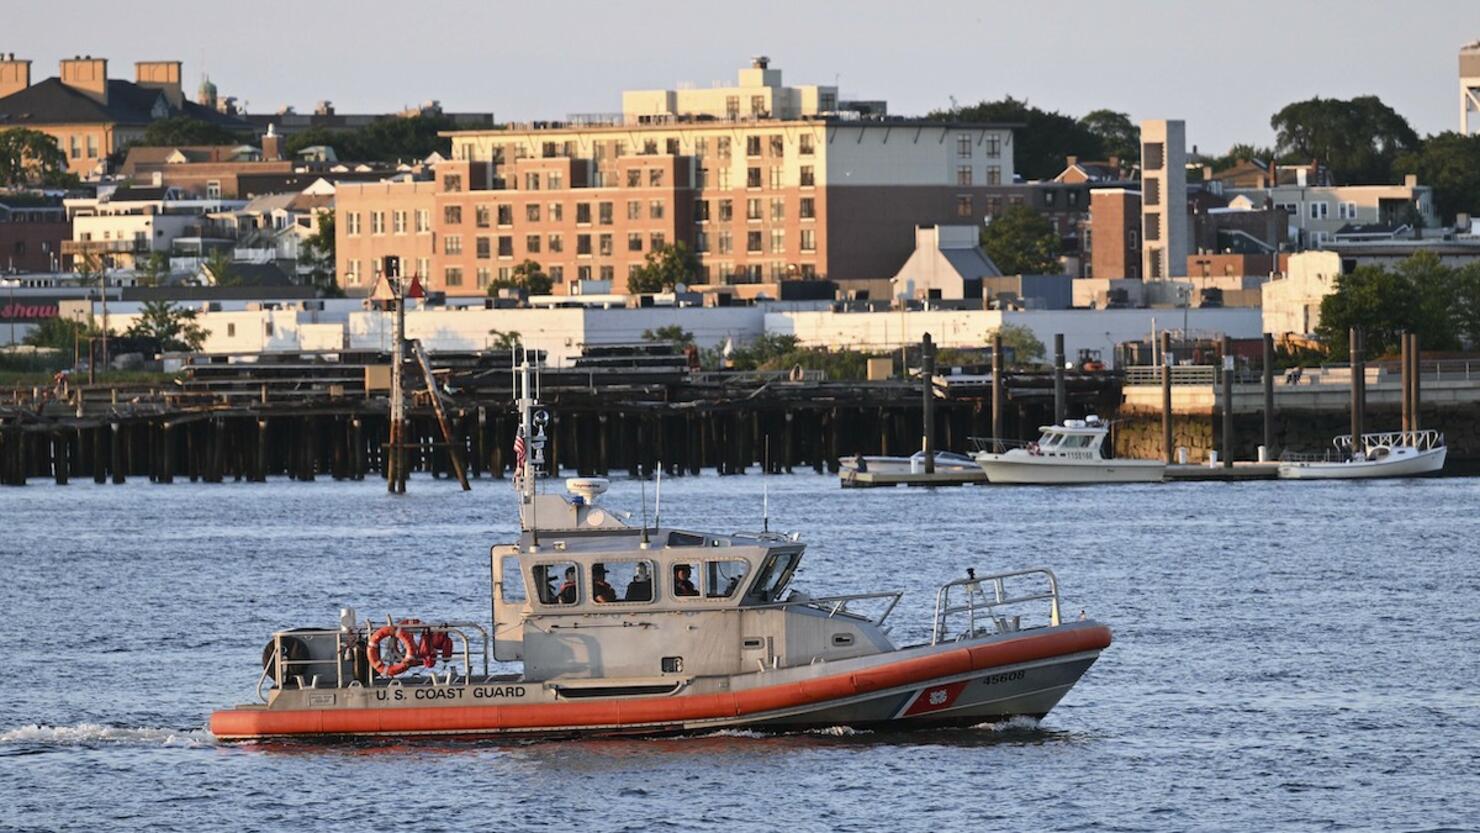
[2,474,1477,832]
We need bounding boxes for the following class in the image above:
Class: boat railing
[257,620,492,702]
[1278,449,1340,464]
[967,436,1034,454]
[1335,429,1445,454]
[931,567,1062,645]
[756,590,904,626]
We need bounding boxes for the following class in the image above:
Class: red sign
[0,302,60,322]
[903,681,969,716]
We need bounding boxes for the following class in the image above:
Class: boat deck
[840,469,989,488]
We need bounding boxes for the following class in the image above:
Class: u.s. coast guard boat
[210,361,1112,741]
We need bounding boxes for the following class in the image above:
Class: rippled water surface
[2,473,1478,832]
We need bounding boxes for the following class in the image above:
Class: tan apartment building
[334,178,441,291]
[335,117,1019,298]
[0,55,249,177]
[621,56,884,122]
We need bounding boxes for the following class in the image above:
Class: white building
[621,56,883,122]
[1140,119,1189,280]
[1260,251,1341,336]
[890,225,1001,300]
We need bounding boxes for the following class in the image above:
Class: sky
[7,0,1480,152]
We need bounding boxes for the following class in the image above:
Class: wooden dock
[839,468,989,488]
[1164,462,1280,481]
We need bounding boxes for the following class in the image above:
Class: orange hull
[211,625,1111,740]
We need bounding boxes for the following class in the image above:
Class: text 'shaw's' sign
[0,301,61,322]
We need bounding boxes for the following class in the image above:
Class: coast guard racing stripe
[900,681,969,717]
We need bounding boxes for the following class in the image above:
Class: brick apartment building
[0,202,70,272]
[337,117,1028,298]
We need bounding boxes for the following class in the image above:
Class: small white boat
[972,417,1166,485]
[839,450,980,476]
[1277,430,1446,480]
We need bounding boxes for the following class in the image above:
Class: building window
[800,134,815,156]
[956,195,973,217]
[476,267,491,288]
[346,212,361,235]
[1143,143,1165,171]
[476,236,491,259]
[800,228,816,252]
[444,174,462,192]
[549,265,564,282]
[750,95,765,115]
[665,138,680,156]
[726,96,740,119]
[393,210,407,234]
[526,204,541,222]
[770,229,785,254]
[769,167,784,189]
[747,198,762,221]
[985,166,1001,186]
[597,202,613,225]
[627,169,641,188]
[716,166,731,189]
[577,234,592,255]
[445,267,463,287]
[648,168,664,187]
[549,203,563,222]
[599,234,613,256]
[525,172,541,191]
[548,170,564,190]
[1144,214,1160,242]
[498,236,514,257]
[627,200,641,220]
[417,257,429,278]
[956,165,973,186]
[650,200,665,219]
[1043,190,1057,207]
[650,232,665,249]
[445,234,462,255]
[718,199,733,222]
[1148,248,1163,279]
[1145,178,1161,207]
[746,136,762,157]
[800,165,815,187]
[1128,229,1138,248]
[70,136,80,159]
[717,136,732,158]
[769,135,784,158]
[958,133,972,157]
[694,137,708,157]
[415,209,430,233]
[747,230,763,253]
[695,231,709,253]
[1310,202,1329,219]
[576,203,592,224]
[205,180,221,200]
[800,197,815,219]
[475,205,491,227]
[548,233,563,253]
[717,230,733,254]
[628,232,643,252]
[444,205,462,225]
[86,134,99,158]
[371,212,385,234]
[770,197,785,221]
[694,200,710,222]
[642,139,658,155]
[526,234,541,254]
[497,204,513,225]
[985,134,1001,158]
[1068,191,1080,208]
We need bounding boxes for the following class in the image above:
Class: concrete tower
[1139,119,1188,280]
[1462,41,1480,135]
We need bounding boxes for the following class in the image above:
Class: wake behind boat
[1278,430,1446,480]
[210,359,1112,742]
[971,417,1166,485]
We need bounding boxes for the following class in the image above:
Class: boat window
[671,561,700,598]
[592,560,655,604]
[667,531,705,547]
[746,551,799,603]
[705,559,750,599]
[1064,435,1093,449]
[500,554,526,602]
[1039,433,1061,446]
[533,561,579,606]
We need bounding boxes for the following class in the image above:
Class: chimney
[261,123,283,161]
[59,56,109,105]
[1066,155,1078,168]
[0,54,31,99]
[135,61,183,109]
[1404,173,1418,189]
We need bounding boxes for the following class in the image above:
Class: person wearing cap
[624,562,653,602]
[672,564,698,597]
[591,563,618,603]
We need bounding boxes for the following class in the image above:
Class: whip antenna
[762,437,770,533]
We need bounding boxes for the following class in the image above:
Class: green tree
[1077,110,1139,164]
[985,323,1047,366]
[627,242,699,294]
[135,252,171,287]
[1270,96,1419,184]
[1455,262,1480,346]
[282,114,455,163]
[203,249,240,287]
[1393,132,1480,224]
[642,325,694,345]
[980,204,1061,275]
[140,116,246,147]
[1317,252,1461,358]
[22,316,92,352]
[0,127,74,187]
[302,210,342,296]
[488,259,552,296]
[125,300,209,352]
[929,96,1103,181]
[488,329,522,350]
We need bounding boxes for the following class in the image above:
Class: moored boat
[971,417,1166,485]
[210,360,1113,742]
[839,450,980,476]
[1277,430,1446,480]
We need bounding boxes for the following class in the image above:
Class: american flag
[513,429,527,474]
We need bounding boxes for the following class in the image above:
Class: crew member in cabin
[672,564,698,597]
[591,564,618,603]
[557,567,578,604]
[624,563,653,602]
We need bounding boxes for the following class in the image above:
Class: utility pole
[387,256,407,494]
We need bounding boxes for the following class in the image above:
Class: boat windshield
[1058,434,1095,449]
[746,551,800,604]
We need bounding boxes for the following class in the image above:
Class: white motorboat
[972,417,1166,485]
[839,450,980,476]
[1277,430,1446,480]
